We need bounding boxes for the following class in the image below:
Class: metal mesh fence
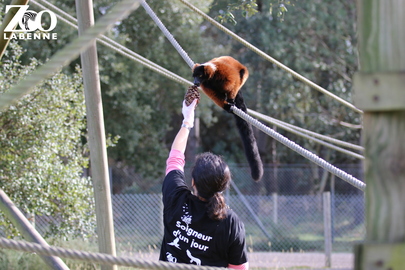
[108,192,364,255]
[12,164,365,258]
[113,194,163,254]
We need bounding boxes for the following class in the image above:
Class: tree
[0,41,95,239]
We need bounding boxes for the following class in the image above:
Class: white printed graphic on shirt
[181,203,192,229]
[168,237,181,249]
[166,252,177,263]
[186,249,201,265]
[167,203,215,264]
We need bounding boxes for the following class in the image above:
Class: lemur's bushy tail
[233,92,263,182]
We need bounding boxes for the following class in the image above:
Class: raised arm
[172,100,197,154]
[165,99,198,175]
[171,99,198,153]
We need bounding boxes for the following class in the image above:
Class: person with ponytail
[159,98,248,269]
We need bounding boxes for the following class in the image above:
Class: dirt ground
[129,252,354,269]
[248,252,353,269]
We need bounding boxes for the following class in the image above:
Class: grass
[0,239,100,270]
[1,239,160,270]
[0,248,147,270]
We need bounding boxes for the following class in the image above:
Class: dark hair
[191,152,231,220]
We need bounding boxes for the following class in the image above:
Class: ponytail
[207,192,227,220]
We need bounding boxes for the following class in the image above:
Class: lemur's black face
[192,65,206,86]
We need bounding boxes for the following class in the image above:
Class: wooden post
[75,1,117,270]
[0,0,30,60]
[354,0,405,268]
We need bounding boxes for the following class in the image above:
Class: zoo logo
[4,5,57,32]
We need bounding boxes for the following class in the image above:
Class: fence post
[323,192,332,268]
[230,181,272,242]
[272,192,278,224]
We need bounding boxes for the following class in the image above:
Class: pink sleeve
[165,149,185,175]
[228,262,249,270]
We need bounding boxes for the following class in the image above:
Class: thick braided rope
[141,0,195,69]
[0,237,222,270]
[31,0,193,88]
[231,106,366,191]
[0,0,141,112]
[178,0,363,114]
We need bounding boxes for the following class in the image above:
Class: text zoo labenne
[3,5,58,40]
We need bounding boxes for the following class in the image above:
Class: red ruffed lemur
[192,56,263,182]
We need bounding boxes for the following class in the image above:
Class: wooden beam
[75,1,117,270]
[354,72,405,111]
[355,243,405,269]
[354,0,405,268]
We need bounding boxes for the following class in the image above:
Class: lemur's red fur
[192,56,263,182]
[192,56,249,109]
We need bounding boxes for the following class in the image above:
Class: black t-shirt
[159,170,248,267]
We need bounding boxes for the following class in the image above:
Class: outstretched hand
[170,99,198,153]
[182,99,198,128]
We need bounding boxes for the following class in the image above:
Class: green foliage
[211,0,294,24]
[0,42,95,239]
[0,239,99,270]
[268,0,294,22]
[212,0,259,24]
